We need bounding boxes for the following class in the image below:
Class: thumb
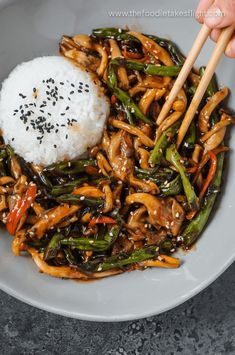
[204,0,235,28]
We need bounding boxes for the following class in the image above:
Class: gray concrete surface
[0,262,234,355]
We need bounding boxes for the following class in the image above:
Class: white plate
[0,0,234,321]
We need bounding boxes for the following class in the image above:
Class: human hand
[196,0,235,57]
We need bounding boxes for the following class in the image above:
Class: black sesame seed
[71,83,75,87]
[85,84,89,88]
[54,144,57,148]
[60,82,64,85]
[26,126,29,131]
[59,96,64,100]
[60,113,65,116]
[14,109,18,113]
[65,106,69,111]
[52,102,56,106]
[78,90,82,93]
[70,91,74,95]
[11,138,15,141]
[65,134,68,139]
[85,89,89,92]
[55,129,59,133]
[33,87,36,92]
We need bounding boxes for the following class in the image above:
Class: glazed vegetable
[107,64,153,125]
[147,34,185,66]
[111,58,181,76]
[57,194,104,207]
[149,122,180,166]
[182,151,224,246]
[166,144,199,211]
[61,225,120,252]
[92,27,140,43]
[7,183,37,235]
[44,159,96,175]
[182,71,226,246]
[51,177,88,196]
[90,246,160,271]
[160,175,182,196]
[44,232,64,260]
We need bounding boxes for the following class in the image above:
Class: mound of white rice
[0,56,110,165]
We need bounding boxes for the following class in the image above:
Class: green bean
[199,67,218,99]
[63,247,77,265]
[135,167,175,184]
[0,148,7,160]
[147,34,185,66]
[111,58,181,76]
[37,171,53,189]
[160,175,182,196]
[182,152,224,247]
[51,177,88,196]
[183,120,196,149]
[182,70,225,247]
[6,144,14,158]
[107,64,153,126]
[160,239,175,253]
[61,226,120,252]
[92,27,140,43]
[188,86,197,96]
[44,232,64,260]
[92,246,159,272]
[149,122,180,166]
[166,144,199,211]
[57,194,104,208]
[44,159,96,175]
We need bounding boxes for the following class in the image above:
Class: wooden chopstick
[176,23,235,148]
[156,24,211,126]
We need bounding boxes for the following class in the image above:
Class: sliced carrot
[7,183,37,235]
[88,216,116,227]
[111,95,117,105]
[199,151,217,200]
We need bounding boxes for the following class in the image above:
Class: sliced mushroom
[126,193,185,236]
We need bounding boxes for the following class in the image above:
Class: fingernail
[205,7,224,27]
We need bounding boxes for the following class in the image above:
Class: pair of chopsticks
[157,23,235,148]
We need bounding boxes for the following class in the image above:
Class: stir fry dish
[0,27,233,280]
